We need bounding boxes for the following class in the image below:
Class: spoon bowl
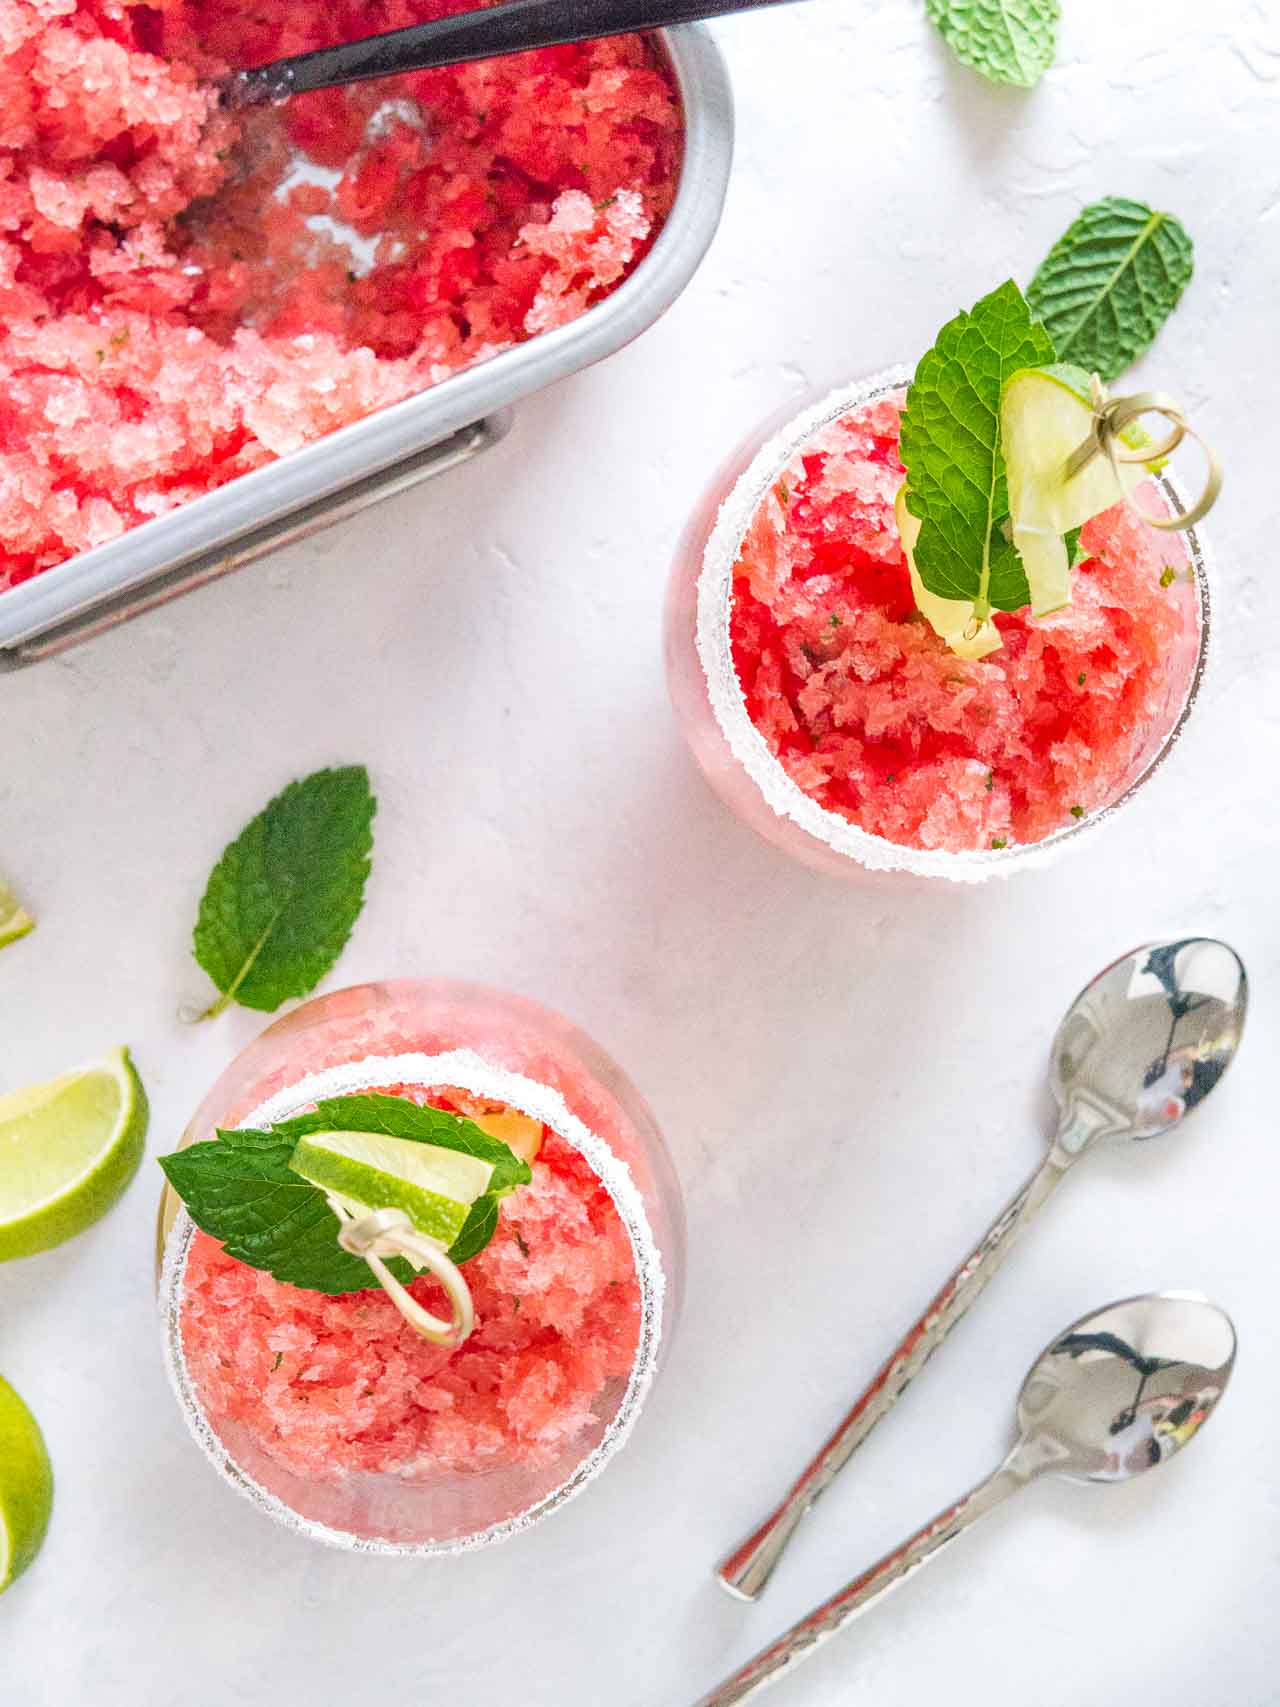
[1049,938,1247,1155]
[716,937,1247,1602]
[1015,1291,1237,1483]
[695,1292,1237,1705]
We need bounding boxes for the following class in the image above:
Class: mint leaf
[160,1125,376,1293]
[159,1094,528,1293]
[926,0,1059,87]
[1026,198,1194,381]
[193,766,375,1018]
[1064,525,1085,568]
[901,280,1055,614]
[450,1196,500,1266]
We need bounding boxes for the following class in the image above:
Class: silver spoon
[222,0,805,108]
[718,937,1246,1601]
[695,1291,1237,1706]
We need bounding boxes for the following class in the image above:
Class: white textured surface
[1,3,1278,1703]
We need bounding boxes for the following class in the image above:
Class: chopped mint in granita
[730,390,1201,851]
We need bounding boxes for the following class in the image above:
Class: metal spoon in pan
[696,1290,1237,1705]
[221,0,806,109]
[718,936,1247,1602]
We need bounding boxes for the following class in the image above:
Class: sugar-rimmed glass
[664,366,1211,884]
[157,979,682,1554]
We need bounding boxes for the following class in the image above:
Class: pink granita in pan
[729,392,1201,853]
[0,0,681,587]
[180,1104,642,1483]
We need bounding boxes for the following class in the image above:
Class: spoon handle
[224,0,805,107]
[717,1150,1068,1601]
[695,1463,1027,1706]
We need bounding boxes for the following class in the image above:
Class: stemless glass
[664,366,1211,884]
[157,979,683,1554]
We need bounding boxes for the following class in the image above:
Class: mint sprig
[1026,198,1194,381]
[926,0,1059,88]
[159,1093,531,1294]
[900,279,1055,616]
[193,766,375,1019]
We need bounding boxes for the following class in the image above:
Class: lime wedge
[895,488,1003,659]
[1001,364,1152,616]
[0,1375,53,1593]
[0,875,34,951]
[289,1130,496,1248]
[0,1048,148,1263]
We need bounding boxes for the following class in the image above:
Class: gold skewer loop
[1062,375,1221,534]
[335,1202,475,1348]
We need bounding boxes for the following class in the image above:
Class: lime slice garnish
[289,1130,496,1248]
[0,1048,148,1263]
[1001,363,1153,616]
[0,876,33,951]
[0,1375,53,1594]
[895,488,1003,659]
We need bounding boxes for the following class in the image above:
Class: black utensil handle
[226,0,803,106]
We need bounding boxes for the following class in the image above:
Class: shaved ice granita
[0,0,683,588]
[156,980,682,1551]
[666,279,1216,883]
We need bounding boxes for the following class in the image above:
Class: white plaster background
[1,2,1277,1701]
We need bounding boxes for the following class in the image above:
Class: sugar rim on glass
[159,1048,666,1556]
[694,364,1213,884]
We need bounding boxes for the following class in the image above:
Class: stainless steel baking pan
[0,24,732,667]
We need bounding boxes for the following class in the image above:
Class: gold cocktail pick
[332,1200,475,1348]
[1064,375,1222,531]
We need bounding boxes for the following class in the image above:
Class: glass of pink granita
[665,368,1209,883]
[157,979,682,1552]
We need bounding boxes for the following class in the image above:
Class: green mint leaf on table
[900,279,1055,616]
[1026,198,1193,381]
[159,1094,530,1294]
[193,766,375,1019]
[926,0,1059,87]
